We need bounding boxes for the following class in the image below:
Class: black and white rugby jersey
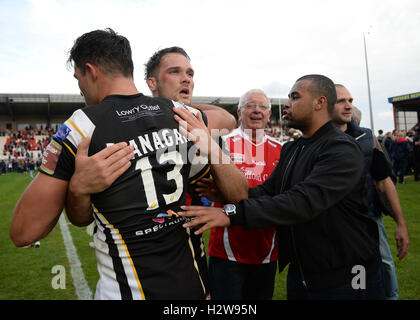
[40,93,208,299]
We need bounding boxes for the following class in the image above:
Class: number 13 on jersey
[135,150,184,211]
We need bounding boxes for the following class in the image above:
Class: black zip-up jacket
[231,121,380,290]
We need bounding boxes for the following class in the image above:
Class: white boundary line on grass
[58,213,93,300]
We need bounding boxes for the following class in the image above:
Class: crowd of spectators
[2,122,418,178]
[0,121,304,176]
[0,126,54,175]
[378,123,420,182]
[264,121,302,144]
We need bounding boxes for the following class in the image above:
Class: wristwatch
[222,204,236,216]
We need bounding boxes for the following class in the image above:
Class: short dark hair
[144,46,190,80]
[297,74,337,115]
[68,28,134,77]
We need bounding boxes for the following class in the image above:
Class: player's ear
[85,63,98,81]
[146,77,157,93]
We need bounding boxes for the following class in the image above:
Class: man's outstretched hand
[178,205,231,235]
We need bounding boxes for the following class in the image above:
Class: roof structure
[0,93,288,123]
[387,92,420,131]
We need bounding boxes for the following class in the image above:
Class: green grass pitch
[1,171,419,299]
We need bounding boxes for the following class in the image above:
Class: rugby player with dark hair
[65,45,237,298]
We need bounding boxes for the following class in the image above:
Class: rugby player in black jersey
[10,28,247,299]
[65,46,236,298]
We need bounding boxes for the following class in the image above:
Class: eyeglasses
[243,103,270,111]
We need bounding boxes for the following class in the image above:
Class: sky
[1,0,420,134]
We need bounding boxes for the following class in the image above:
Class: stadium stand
[0,93,296,151]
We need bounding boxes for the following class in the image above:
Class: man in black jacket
[175,74,385,300]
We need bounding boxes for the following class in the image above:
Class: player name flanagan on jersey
[107,128,187,158]
[106,128,205,163]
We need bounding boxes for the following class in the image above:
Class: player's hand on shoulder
[70,137,134,195]
[173,106,213,156]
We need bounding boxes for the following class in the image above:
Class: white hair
[352,105,362,124]
[238,89,271,110]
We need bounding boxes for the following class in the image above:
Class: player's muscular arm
[66,187,94,227]
[209,147,249,203]
[192,104,236,135]
[10,173,68,247]
[65,137,134,226]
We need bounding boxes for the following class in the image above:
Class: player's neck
[99,76,139,101]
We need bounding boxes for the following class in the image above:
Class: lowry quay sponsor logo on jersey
[116,104,162,122]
